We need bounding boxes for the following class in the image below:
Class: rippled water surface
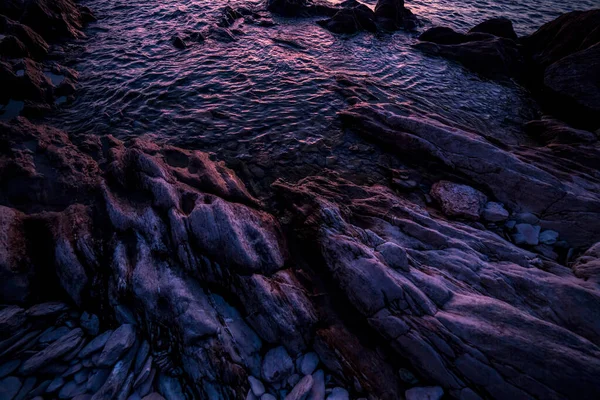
[46,0,598,179]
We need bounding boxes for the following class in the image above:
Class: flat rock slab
[96,324,136,367]
[20,328,83,375]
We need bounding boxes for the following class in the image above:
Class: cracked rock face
[275,173,600,400]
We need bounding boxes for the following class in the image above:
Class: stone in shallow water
[430,181,487,220]
[512,223,541,246]
[262,346,294,383]
[405,386,444,400]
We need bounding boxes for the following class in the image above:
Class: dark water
[44,0,598,181]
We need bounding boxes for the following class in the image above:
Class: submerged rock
[468,17,517,40]
[374,0,418,31]
[317,4,377,34]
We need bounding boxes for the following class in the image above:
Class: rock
[91,344,138,400]
[376,242,409,271]
[543,42,600,127]
[262,346,294,383]
[285,375,313,400]
[0,35,28,58]
[267,0,338,17]
[297,352,319,376]
[58,380,87,399]
[141,394,165,400]
[430,181,487,220]
[26,302,69,317]
[19,328,83,374]
[80,312,100,335]
[415,36,524,78]
[539,230,559,245]
[248,376,265,397]
[522,10,600,69]
[317,4,377,34]
[374,0,418,31]
[326,387,349,400]
[418,26,472,45]
[0,360,20,378]
[307,370,325,400]
[157,374,184,400]
[512,223,541,246]
[46,376,64,393]
[86,368,111,393]
[0,306,25,336]
[573,242,600,283]
[482,202,509,222]
[261,394,277,400]
[79,330,113,358]
[405,386,444,400]
[0,376,21,400]
[171,35,186,49]
[468,17,517,40]
[525,118,598,144]
[217,6,243,28]
[96,324,136,367]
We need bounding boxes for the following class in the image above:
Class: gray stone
[14,376,35,400]
[74,369,89,384]
[133,340,150,375]
[96,324,136,367]
[39,326,70,343]
[141,394,165,400]
[430,181,487,220]
[0,306,25,336]
[298,352,320,376]
[482,202,509,222]
[326,387,349,400]
[47,376,64,393]
[79,330,113,358]
[514,212,540,225]
[539,230,559,245]
[512,224,541,246]
[0,360,20,378]
[307,370,325,400]
[157,374,184,400]
[261,395,277,400]
[285,375,313,400]
[80,312,100,336]
[26,302,69,318]
[87,368,111,392]
[405,386,444,400]
[376,243,409,271]
[20,328,83,374]
[0,376,21,400]
[287,374,300,388]
[91,344,137,400]
[262,346,294,383]
[58,380,87,399]
[248,376,265,397]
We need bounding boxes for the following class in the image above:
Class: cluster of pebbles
[0,303,162,400]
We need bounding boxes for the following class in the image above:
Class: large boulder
[374,0,418,30]
[317,3,377,34]
[266,0,338,17]
[414,36,524,78]
[468,17,517,40]
[522,10,600,69]
[542,42,600,126]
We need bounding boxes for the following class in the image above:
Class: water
[44,0,598,183]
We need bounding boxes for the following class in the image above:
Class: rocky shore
[1,0,600,399]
